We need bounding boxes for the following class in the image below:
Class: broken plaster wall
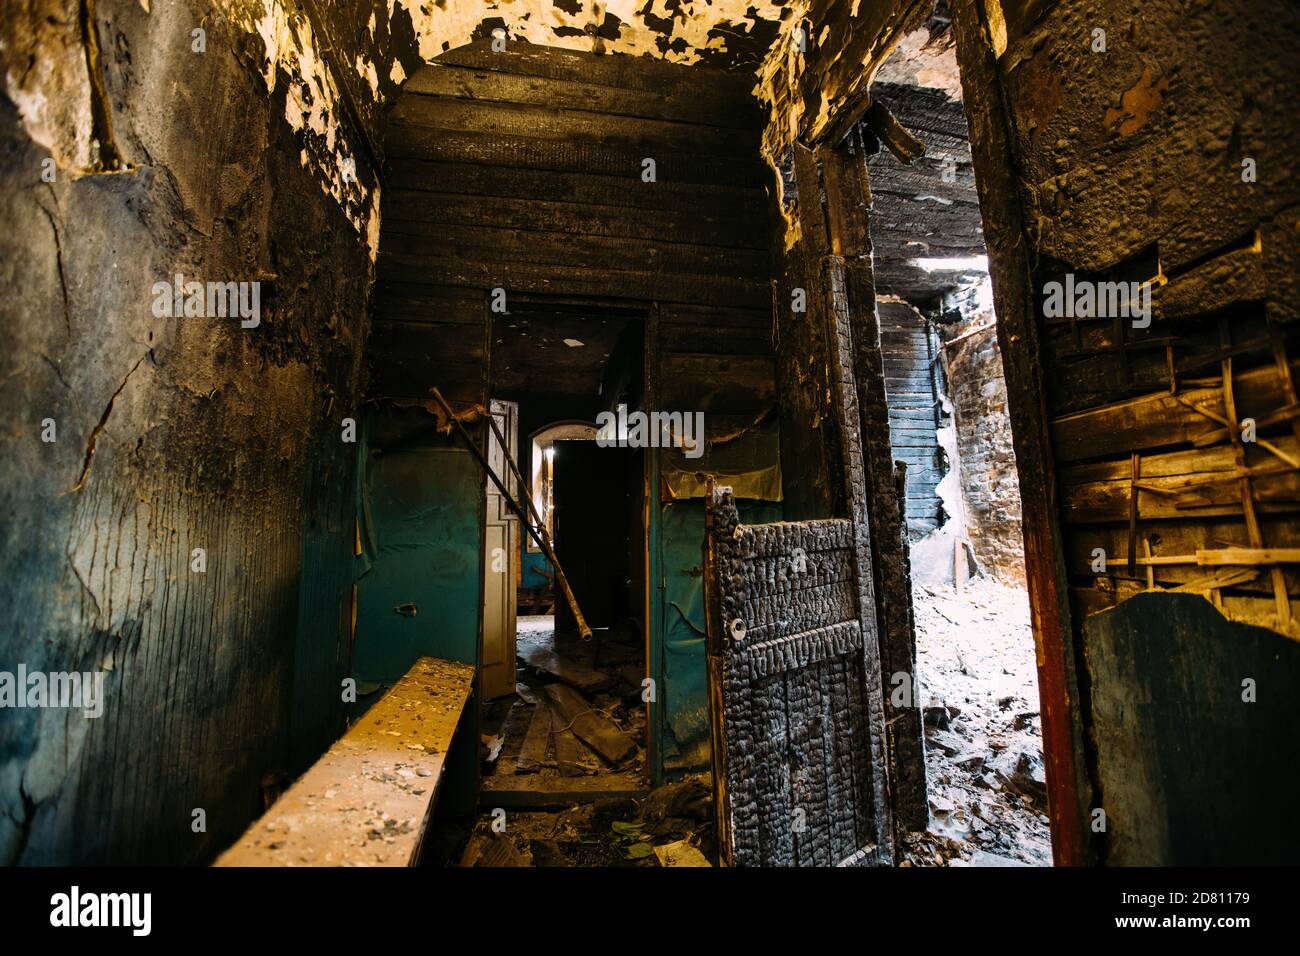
[943,299,1026,586]
[0,0,373,864]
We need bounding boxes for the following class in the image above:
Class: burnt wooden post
[823,125,930,832]
[790,139,896,859]
[702,478,734,866]
[949,0,1095,864]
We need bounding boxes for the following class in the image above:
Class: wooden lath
[1074,315,1300,632]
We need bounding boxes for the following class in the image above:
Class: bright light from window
[912,255,989,272]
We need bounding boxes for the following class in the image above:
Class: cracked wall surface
[0,0,370,863]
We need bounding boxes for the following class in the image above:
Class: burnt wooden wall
[866,81,986,301]
[771,128,928,838]
[371,40,774,411]
[952,0,1300,864]
[0,3,372,864]
[879,300,945,538]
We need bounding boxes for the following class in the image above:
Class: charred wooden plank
[384,158,764,216]
[391,95,759,158]
[403,63,761,129]
[1050,360,1300,462]
[542,683,636,766]
[382,190,766,250]
[386,124,767,187]
[380,227,768,281]
[377,253,768,309]
[514,699,553,775]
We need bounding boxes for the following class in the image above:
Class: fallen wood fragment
[542,683,637,765]
[515,700,552,775]
[550,707,586,777]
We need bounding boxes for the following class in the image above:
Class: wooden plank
[370,319,486,363]
[1061,437,1299,484]
[386,124,767,187]
[1068,519,1300,596]
[382,190,765,250]
[541,683,636,765]
[403,63,761,129]
[660,323,773,356]
[659,303,772,329]
[384,158,764,217]
[391,95,759,157]
[372,282,485,324]
[551,705,586,777]
[1199,547,1300,565]
[215,657,474,867]
[1051,360,1300,462]
[435,40,756,100]
[377,253,767,309]
[380,226,767,281]
[659,352,777,413]
[1062,467,1300,524]
[480,773,646,808]
[514,699,553,775]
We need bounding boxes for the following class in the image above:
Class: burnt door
[552,440,633,632]
[704,485,894,866]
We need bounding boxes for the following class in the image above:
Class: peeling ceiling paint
[240,1,381,260]
[390,0,791,67]
[229,0,802,258]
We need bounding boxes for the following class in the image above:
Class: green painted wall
[352,409,485,812]
[655,498,780,776]
[354,443,482,681]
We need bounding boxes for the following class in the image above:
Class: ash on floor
[480,616,647,784]
[459,778,713,867]
[903,576,1052,867]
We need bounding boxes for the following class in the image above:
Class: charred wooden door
[704,486,893,866]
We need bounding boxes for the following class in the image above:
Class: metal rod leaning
[430,387,594,643]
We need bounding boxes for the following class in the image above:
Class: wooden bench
[215,656,475,867]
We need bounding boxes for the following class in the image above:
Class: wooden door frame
[949,0,1094,865]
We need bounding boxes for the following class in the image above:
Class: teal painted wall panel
[521,548,552,589]
[657,498,781,775]
[289,423,358,774]
[352,414,485,816]
[355,445,483,684]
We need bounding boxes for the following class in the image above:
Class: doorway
[865,31,1047,865]
[477,298,650,810]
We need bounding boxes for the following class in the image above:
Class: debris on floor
[460,775,713,867]
[654,838,711,867]
[904,576,1052,866]
[480,617,647,784]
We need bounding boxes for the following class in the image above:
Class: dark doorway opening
[477,297,650,813]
